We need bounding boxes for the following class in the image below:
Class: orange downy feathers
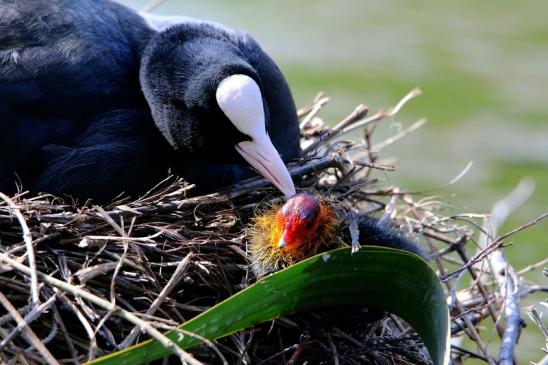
[248,193,340,276]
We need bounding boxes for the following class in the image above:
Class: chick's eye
[300,210,318,225]
[298,213,316,230]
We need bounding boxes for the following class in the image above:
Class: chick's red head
[249,192,339,276]
[276,193,322,252]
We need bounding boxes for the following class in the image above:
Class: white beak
[236,135,296,198]
[216,74,296,197]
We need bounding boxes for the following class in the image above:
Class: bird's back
[0,0,153,192]
[0,2,301,199]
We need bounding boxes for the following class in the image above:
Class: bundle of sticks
[0,90,544,364]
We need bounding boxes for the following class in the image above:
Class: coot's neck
[138,24,260,156]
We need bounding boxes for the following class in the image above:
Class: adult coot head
[140,23,299,197]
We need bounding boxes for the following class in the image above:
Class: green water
[122,0,547,362]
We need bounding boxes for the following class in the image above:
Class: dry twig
[0,91,543,364]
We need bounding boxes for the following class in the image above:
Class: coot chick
[249,193,427,276]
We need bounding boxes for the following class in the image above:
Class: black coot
[0,0,301,201]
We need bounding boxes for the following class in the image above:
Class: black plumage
[0,0,300,201]
[353,215,427,259]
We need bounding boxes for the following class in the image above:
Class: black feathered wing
[0,0,154,196]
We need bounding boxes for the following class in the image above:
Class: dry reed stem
[0,294,57,351]
[477,179,535,365]
[0,193,40,304]
[120,252,194,347]
[0,252,203,365]
[0,292,59,365]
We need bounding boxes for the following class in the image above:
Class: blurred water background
[120,0,547,361]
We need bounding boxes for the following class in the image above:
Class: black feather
[355,215,428,259]
[0,0,300,201]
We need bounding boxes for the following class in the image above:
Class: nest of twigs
[0,90,544,365]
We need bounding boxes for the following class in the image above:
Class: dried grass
[0,90,545,364]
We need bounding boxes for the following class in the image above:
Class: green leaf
[87,247,450,365]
